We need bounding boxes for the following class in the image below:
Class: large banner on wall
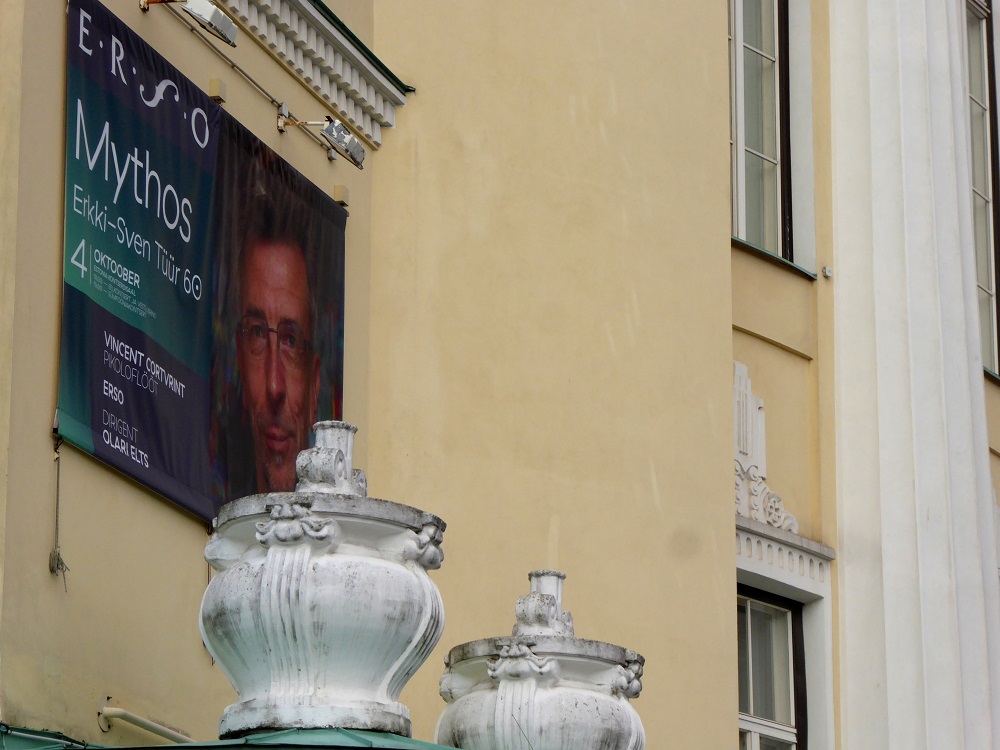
[58,0,347,521]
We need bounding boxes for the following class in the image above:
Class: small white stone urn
[435,570,645,750]
[199,421,446,739]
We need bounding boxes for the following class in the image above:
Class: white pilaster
[831,1,1000,748]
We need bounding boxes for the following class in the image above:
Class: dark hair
[237,184,318,339]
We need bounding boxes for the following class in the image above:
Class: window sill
[732,238,817,281]
[985,367,1000,386]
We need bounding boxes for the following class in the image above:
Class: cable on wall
[161,3,343,160]
[49,436,70,591]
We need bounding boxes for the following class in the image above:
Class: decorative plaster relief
[221,0,409,147]
[734,360,767,475]
[733,361,799,532]
[735,461,799,533]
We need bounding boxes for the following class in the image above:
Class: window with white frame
[729,0,793,261]
[966,0,1000,373]
[738,587,805,750]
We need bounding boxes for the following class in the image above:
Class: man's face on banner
[237,239,319,492]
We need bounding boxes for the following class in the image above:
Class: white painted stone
[435,571,645,750]
[733,361,798,533]
[830,1,1000,746]
[199,421,445,739]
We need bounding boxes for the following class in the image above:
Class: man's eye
[279,330,299,350]
[249,324,268,339]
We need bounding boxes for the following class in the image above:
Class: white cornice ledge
[222,0,409,147]
[736,516,835,600]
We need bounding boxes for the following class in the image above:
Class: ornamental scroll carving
[403,520,445,571]
[255,498,337,547]
[733,361,799,533]
[734,462,799,533]
[612,660,644,700]
[488,643,560,684]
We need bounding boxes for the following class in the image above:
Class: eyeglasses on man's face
[238,314,312,369]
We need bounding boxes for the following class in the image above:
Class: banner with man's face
[58,0,347,521]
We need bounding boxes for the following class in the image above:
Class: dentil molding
[221,0,410,147]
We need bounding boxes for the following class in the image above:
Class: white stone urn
[200,421,446,739]
[435,571,645,750]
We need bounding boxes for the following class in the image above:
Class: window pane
[744,151,779,253]
[738,601,750,713]
[975,191,993,288]
[744,49,777,159]
[750,603,792,724]
[968,10,987,104]
[980,287,997,370]
[759,738,794,750]
[739,730,750,750]
[743,0,775,55]
[971,101,991,197]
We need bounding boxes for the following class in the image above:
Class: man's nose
[265,338,286,403]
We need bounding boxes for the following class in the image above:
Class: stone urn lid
[213,420,444,536]
[208,421,445,570]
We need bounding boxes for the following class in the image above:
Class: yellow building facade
[1,1,999,749]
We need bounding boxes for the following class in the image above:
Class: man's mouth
[264,427,294,455]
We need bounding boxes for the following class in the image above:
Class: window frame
[730,0,794,262]
[967,0,1000,375]
[737,584,807,750]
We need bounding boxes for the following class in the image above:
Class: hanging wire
[49,437,70,591]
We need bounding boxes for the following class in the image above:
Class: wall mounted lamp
[277,104,366,170]
[140,0,238,47]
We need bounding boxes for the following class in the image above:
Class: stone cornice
[736,518,834,600]
[736,515,835,561]
[221,0,410,147]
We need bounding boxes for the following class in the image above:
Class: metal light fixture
[277,104,366,170]
[140,0,238,47]
[320,118,365,169]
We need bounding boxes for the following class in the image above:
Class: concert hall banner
[58,0,347,521]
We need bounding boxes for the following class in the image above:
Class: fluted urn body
[435,571,645,750]
[200,421,445,739]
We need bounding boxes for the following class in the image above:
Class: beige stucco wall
[0,1,28,680]
[730,252,826,544]
[732,326,819,538]
[369,2,736,746]
[0,0,374,742]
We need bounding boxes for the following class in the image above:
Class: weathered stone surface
[435,571,645,750]
[200,421,445,739]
